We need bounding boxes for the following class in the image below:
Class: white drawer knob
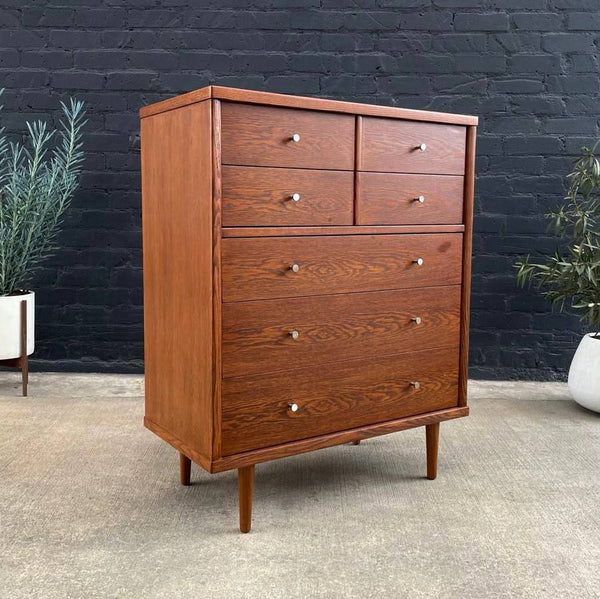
[411,316,422,325]
[291,193,301,202]
[413,257,424,266]
[418,143,427,151]
[289,402,299,413]
[415,195,425,203]
[410,381,420,389]
[289,330,299,340]
[291,133,301,143]
[290,263,300,273]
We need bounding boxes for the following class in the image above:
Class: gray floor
[1,373,599,599]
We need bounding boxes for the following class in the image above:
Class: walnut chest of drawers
[140,86,477,533]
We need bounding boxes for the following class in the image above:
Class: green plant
[0,93,85,296]
[516,142,600,336]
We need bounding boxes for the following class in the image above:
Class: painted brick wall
[1,0,597,378]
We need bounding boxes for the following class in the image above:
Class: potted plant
[0,94,85,394]
[516,143,600,412]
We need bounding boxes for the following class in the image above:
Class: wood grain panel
[459,125,476,407]
[140,86,479,126]
[222,224,465,237]
[141,100,213,465]
[360,118,466,175]
[222,347,459,455]
[357,173,464,225]
[221,102,354,170]
[222,166,353,226]
[222,286,461,378]
[222,233,462,302]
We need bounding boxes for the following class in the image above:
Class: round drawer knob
[291,133,301,143]
[415,195,425,204]
[290,263,300,273]
[411,316,422,325]
[289,402,299,413]
[413,257,424,266]
[418,143,427,151]
[289,330,299,340]
[291,193,301,202]
[410,381,420,389]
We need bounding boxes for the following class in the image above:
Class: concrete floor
[0,372,599,599]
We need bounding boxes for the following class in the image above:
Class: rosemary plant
[0,95,85,296]
[516,142,600,337]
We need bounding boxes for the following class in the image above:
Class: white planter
[568,333,600,413]
[0,292,35,360]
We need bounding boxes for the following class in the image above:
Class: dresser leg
[179,453,191,485]
[238,465,255,533]
[426,423,439,480]
[351,440,361,445]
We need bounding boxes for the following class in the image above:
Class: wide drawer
[222,286,460,378]
[357,173,463,225]
[221,346,459,455]
[359,117,466,175]
[222,233,462,302]
[221,102,355,170]
[222,166,354,227]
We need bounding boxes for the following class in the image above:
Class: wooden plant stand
[0,300,28,396]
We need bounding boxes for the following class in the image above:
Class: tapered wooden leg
[351,440,361,445]
[426,423,440,480]
[179,453,191,485]
[20,300,28,397]
[238,465,255,533]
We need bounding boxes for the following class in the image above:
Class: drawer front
[360,118,466,175]
[222,166,354,227]
[222,233,462,302]
[221,102,355,170]
[222,346,459,455]
[357,173,464,225]
[223,286,460,378]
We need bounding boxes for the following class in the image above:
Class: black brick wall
[1,0,597,379]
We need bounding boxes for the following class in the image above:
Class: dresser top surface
[139,85,479,126]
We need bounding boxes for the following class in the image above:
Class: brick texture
[1,1,597,379]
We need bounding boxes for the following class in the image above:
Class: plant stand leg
[180,453,191,485]
[238,465,255,533]
[426,423,439,480]
[20,300,28,397]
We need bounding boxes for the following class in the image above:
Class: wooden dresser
[140,86,477,533]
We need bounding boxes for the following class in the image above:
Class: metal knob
[413,257,424,266]
[418,143,427,151]
[410,381,420,389]
[289,402,299,413]
[290,263,300,273]
[415,195,425,203]
[291,133,301,143]
[289,330,299,340]
[291,193,301,202]
[411,317,422,325]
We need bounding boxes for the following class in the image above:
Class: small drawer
[222,166,354,227]
[221,346,459,455]
[222,286,461,378]
[357,173,464,225]
[221,102,354,170]
[222,233,462,302]
[359,117,466,175]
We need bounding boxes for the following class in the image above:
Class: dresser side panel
[458,125,476,407]
[141,100,214,465]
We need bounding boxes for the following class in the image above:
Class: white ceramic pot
[0,292,35,360]
[568,333,600,413]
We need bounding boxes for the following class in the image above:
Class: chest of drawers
[140,86,477,533]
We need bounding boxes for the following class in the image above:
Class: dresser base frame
[145,406,468,532]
